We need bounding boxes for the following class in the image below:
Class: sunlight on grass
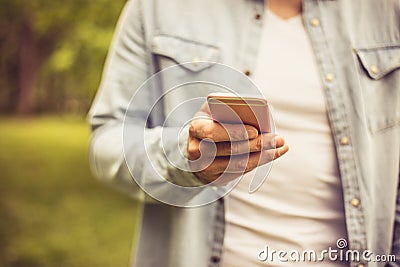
[0,116,139,267]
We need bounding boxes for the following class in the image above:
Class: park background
[0,1,141,266]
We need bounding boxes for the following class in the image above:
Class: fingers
[208,150,275,174]
[189,117,259,142]
[274,142,289,160]
[187,109,290,185]
[193,142,289,176]
[200,133,284,156]
[188,133,285,159]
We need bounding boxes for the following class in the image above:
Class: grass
[0,116,139,267]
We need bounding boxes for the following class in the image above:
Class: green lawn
[0,117,139,267]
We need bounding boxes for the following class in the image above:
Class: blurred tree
[0,0,126,115]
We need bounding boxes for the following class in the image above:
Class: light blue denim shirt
[88,0,400,266]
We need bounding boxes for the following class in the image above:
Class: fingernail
[247,128,258,139]
[270,136,276,147]
[273,136,284,147]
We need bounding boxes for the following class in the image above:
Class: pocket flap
[355,45,400,80]
[152,35,220,72]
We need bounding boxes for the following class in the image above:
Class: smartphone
[207,92,271,133]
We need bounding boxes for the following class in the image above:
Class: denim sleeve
[87,0,203,203]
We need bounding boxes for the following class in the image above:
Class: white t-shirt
[222,9,348,267]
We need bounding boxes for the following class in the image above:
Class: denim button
[192,57,201,65]
[310,18,320,27]
[340,136,350,145]
[351,198,360,207]
[370,65,378,74]
[325,73,335,82]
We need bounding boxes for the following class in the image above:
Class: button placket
[302,0,368,258]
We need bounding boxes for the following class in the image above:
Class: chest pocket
[355,45,400,133]
[149,34,222,126]
[151,34,220,72]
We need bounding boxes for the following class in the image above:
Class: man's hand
[187,103,289,185]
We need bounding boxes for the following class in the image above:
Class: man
[88,0,400,266]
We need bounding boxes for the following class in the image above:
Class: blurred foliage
[0,117,139,266]
[0,0,126,115]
